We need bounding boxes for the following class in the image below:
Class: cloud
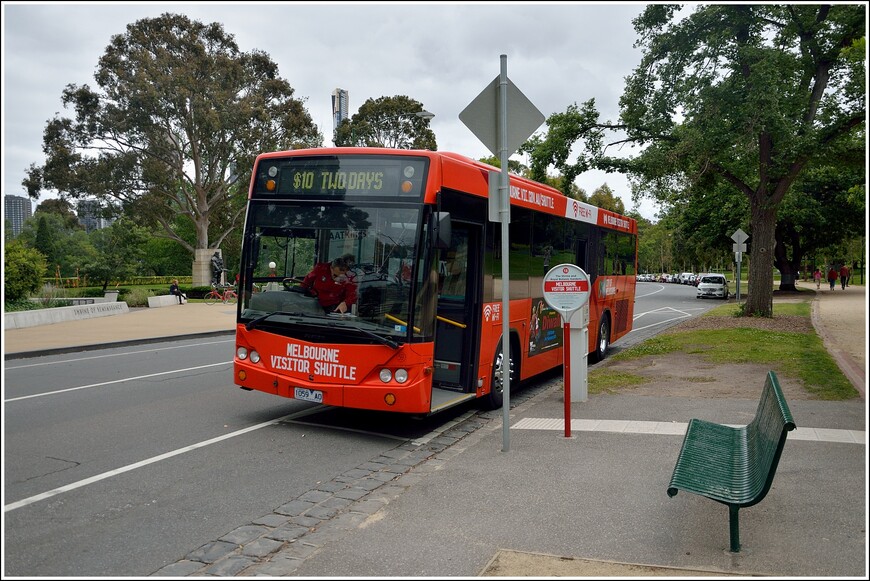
[2,2,660,220]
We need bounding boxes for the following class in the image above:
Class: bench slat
[668,419,752,503]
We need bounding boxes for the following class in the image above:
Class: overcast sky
[2,1,663,220]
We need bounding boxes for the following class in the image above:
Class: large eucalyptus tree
[24,13,322,283]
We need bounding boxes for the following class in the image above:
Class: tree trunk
[777,272,798,292]
[774,221,802,292]
[774,236,799,291]
[743,201,777,317]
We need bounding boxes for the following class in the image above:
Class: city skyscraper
[4,194,33,236]
[77,199,114,232]
[331,88,349,141]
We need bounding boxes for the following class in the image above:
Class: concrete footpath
[2,286,867,577]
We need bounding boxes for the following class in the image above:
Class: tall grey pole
[499,54,511,452]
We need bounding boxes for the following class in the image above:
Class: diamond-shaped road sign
[731,228,749,245]
[731,229,748,253]
[459,76,545,158]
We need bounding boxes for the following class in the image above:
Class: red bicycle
[204,283,237,305]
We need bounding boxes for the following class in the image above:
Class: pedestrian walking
[827,267,837,291]
[813,268,822,289]
[839,264,850,290]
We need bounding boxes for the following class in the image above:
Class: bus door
[432,222,480,393]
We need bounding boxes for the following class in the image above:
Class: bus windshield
[240,200,430,345]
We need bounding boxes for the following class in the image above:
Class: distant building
[332,88,349,140]
[77,199,114,232]
[4,194,33,236]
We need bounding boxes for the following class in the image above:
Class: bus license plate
[294,387,323,403]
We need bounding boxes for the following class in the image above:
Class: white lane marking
[4,362,231,403]
[4,339,234,370]
[4,406,325,513]
[628,306,707,333]
[634,284,666,299]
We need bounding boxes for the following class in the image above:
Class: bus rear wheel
[485,340,516,410]
[590,314,610,363]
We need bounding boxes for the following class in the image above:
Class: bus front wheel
[485,341,516,410]
[590,314,610,363]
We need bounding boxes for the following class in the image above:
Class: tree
[4,240,48,302]
[18,211,92,280]
[523,100,603,191]
[588,184,625,215]
[36,198,81,231]
[481,154,588,200]
[24,13,322,284]
[334,96,436,149]
[33,215,60,277]
[774,155,864,280]
[528,5,865,316]
[476,155,528,175]
[142,236,192,277]
[74,216,151,291]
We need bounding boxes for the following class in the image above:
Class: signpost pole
[458,54,544,453]
[563,319,571,437]
[731,229,749,303]
[498,55,512,452]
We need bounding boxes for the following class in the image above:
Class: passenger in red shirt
[300,256,358,314]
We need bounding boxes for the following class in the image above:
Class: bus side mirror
[430,212,451,250]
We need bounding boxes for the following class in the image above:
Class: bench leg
[728,505,741,552]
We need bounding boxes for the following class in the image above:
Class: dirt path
[481,549,735,576]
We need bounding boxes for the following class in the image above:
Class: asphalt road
[3,336,476,576]
[2,282,732,576]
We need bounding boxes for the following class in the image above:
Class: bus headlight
[237,347,248,360]
[379,369,392,383]
[250,351,261,364]
[394,369,408,384]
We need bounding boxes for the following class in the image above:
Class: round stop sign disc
[542,264,590,318]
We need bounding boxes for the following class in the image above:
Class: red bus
[234,148,637,414]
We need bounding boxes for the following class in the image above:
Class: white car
[696,273,730,299]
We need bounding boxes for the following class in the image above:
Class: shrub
[37,284,74,307]
[123,287,158,308]
[4,241,48,302]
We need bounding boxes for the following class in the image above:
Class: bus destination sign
[254,156,429,199]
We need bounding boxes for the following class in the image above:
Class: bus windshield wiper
[326,321,399,350]
[245,312,399,349]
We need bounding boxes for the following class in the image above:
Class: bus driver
[300,256,358,314]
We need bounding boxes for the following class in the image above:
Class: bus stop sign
[542,264,590,318]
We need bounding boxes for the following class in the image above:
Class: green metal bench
[667,370,796,552]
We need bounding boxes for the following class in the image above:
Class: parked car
[696,273,730,299]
